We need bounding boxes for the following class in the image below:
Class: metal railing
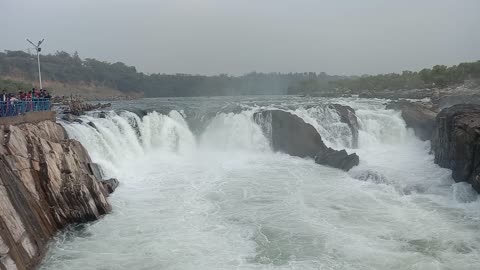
[0,98,51,117]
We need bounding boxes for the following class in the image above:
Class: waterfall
[43,97,480,270]
[63,110,196,177]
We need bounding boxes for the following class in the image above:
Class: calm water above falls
[41,96,480,270]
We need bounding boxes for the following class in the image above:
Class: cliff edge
[0,120,112,270]
[431,104,480,193]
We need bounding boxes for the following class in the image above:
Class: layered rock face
[386,100,437,141]
[253,110,359,171]
[431,104,480,192]
[0,120,112,270]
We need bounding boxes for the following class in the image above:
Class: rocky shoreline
[0,120,117,270]
[386,96,480,193]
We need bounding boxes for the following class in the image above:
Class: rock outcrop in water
[0,120,113,270]
[328,104,359,148]
[253,110,359,171]
[386,100,437,141]
[315,148,360,171]
[431,104,480,193]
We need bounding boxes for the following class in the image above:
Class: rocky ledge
[254,110,359,171]
[386,100,437,141]
[0,120,116,270]
[431,104,480,192]
[59,101,112,122]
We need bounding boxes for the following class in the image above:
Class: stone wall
[0,120,112,270]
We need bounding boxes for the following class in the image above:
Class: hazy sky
[2,0,480,76]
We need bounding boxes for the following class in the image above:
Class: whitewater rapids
[41,97,480,270]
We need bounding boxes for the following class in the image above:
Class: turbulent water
[41,96,480,270]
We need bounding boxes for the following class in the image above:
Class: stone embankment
[0,120,117,270]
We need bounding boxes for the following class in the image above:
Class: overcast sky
[2,0,480,76]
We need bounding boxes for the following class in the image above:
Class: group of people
[1,88,52,103]
[0,88,52,117]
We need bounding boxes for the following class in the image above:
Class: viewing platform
[0,98,55,125]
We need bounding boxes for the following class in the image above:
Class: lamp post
[26,38,45,89]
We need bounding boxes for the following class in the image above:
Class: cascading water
[41,97,480,270]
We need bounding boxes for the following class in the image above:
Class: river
[40,96,480,270]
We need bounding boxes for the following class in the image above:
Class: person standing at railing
[5,94,11,116]
[0,91,6,117]
[9,95,19,115]
[44,90,51,99]
[26,91,33,112]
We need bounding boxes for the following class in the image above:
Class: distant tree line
[0,50,342,96]
[1,50,479,96]
[328,62,480,92]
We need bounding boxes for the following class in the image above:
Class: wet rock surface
[254,110,359,171]
[0,120,114,270]
[315,148,359,171]
[59,101,112,123]
[328,104,359,148]
[431,104,480,193]
[387,100,437,141]
[101,178,120,194]
[68,102,111,116]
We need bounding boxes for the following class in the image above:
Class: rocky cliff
[0,120,113,270]
[431,104,480,192]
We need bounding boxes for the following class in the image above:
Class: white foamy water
[41,97,480,270]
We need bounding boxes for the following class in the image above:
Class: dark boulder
[328,104,359,148]
[101,178,120,194]
[61,113,77,122]
[87,121,97,129]
[254,110,325,158]
[386,100,437,141]
[315,148,359,171]
[253,110,359,171]
[73,118,83,124]
[431,104,480,192]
